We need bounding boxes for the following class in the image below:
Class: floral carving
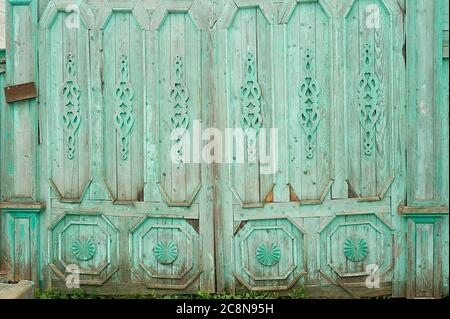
[72,237,96,261]
[240,52,263,132]
[256,243,281,266]
[62,53,81,160]
[169,56,190,163]
[153,241,178,265]
[298,49,322,159]
[115,55,135,160]
[343,238,368,262]
[357,43,382,156]
[240,52,263,162]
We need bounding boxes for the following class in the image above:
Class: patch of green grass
[35,288,309,299]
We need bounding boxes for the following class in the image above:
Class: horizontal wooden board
[4,82,37,103]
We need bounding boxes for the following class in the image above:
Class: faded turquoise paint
[0,0,448,298]
[0,208,41,286]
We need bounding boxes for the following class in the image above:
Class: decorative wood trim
[398,205,449,215]
[0,202,45,210]
[4,82,37,103]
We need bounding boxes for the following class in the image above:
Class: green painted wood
[0,0,448,297]
[407,0,446,207]
[0,209,41,285]
[2,0,38,201]
[406,215,444,298]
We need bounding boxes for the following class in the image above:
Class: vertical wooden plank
[407,0,444,206]
[14,217,31,281]
[171,13,186,203]
[415,223,435,297]
[272,7,288,202]
[299,2,317,200]
[391,0,408,297]
[5,0,38,201]
[214,9,236,292]
[198,4,216,291]
[358,0,376,197]
[315,2,332,202]
[256,6,273,202]
[331,1,349,198]
[304,217,319,283]
[157,10,172,203]
[89,9,109,201]
[184,12,201,205]
[242,8,259,204]
[0,63,7,202]
[103,12,118,201]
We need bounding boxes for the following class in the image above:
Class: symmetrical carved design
[298,49,322,159]
[319,214,393,278]
[256,243,281,266]
[62,53,81,160]
[169,56,190,163]
[154,241,179,265]
[233,218,307,290]
[115,55,135,160]
[72,237,97,261]
[357,43,382,156]
[240,52,263,133]
[343,238,368,262]
[130,217,201,289]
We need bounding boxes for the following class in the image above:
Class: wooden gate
[0,0,448,298]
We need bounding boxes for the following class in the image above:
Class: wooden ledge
[0,202,46,210]
[398,205,448,215]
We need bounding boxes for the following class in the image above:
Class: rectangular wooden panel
[407,216,443,298]
[3,82,37,103]
[2,0,38,201]
[407,0,446,206]
[0,209,40,285]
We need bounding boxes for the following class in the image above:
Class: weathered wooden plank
[407,0,445,207]
[3,82,37,103]
[4,0,38,201]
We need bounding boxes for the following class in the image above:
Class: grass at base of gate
[35,288,309,299]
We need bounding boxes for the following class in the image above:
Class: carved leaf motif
[357,43,382,156]
[169,56,190,163]
[153,241,179,265]
[62,53,81,160]
[240,52,263,133]
[343,238,368,262]
[298,49,322,159]
[72,237,96,261]
[115,55,135,160]
[256,243,281,266]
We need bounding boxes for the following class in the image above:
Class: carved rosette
[357,43,382,156]
[240,52,263,162]
[72,237,96,261]
[298,49,322,159]
[256,243,281,266]
[62,53,81,160]
[169,56,190,163]
[343,238,368,262]
[153,240,179,265]
[115,55,135,160]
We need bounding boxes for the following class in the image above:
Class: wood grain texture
[0,0,448,297]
